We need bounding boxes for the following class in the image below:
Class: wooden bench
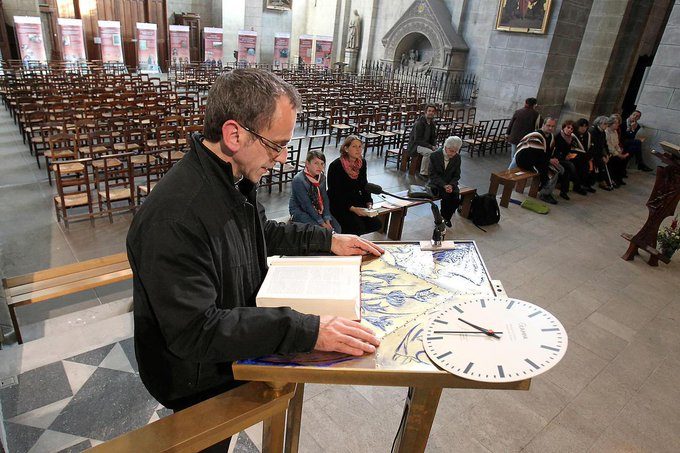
[373,186,477,240]
[91,381,296,453]
[488,169,540,208]
[2,252,132,344]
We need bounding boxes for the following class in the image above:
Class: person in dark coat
[553,119,588,199]
[507,97,541,168]
[327,135,383,235]
[573,118,597,191]
[427,136,462,228]
[126,70,382,447]
[623,110,652,171]
[406,104,438,175]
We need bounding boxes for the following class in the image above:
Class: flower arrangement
[657,216,680,258]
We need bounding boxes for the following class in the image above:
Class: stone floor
[0,102,679,452]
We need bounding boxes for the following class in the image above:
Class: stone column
[636,1,680,153]
[475,0,594,120]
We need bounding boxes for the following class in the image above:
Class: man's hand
[550,158,560,167]
[331,233,384,257]
[315,316,380,356]
[444,185,453,193]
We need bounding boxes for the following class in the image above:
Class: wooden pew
[2,253,132,344]
[488,168,540,208]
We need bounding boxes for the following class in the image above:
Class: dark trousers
[558,160,583,193]
[336,211,383,236]
[571,154,595,186]
[516,148,549,188]
[624,139,644,166]
[433,187,460,221]
[608,156,628,183]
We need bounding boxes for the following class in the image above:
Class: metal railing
[359,60,477,105]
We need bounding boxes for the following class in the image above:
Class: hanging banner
[273,33,290,67]
[203,27,224,64]
[136,22,160,73]
[14,16,47,63]
[57,18,87,64]
[315,35,333,68]
[98,20,124,63]
[237,30,257,65]
[169,24,191,65]
[298,35,314,65]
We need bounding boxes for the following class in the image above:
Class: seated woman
[573,118,597,192]
[554,120,588,199]
[327,135,382,235]
[605,114,630,186]
[289,150,341,232]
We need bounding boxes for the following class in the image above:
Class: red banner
[169,25,190,65]
[136,22,159,73]
[57,18,86,64]
[238,30,257,64]
[14,16,47,63]
[203,27,224,64]
[315,36,332,68]
[274,33,290,67]
[299,35,313,65]
[98,20,124,63]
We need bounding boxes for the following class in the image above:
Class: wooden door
[0,0,12,60]
[146,0,167,71]
[39,1,61,61]
[176,13,201,63]
[119,0,146,68]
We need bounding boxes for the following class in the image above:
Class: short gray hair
[444,136,462,150]
[593,115,609,127]
[203,68,301,142]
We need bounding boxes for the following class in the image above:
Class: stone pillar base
[344,48,359,73]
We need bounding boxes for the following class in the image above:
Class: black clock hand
[457,318,501,339]
[432,330,504,335]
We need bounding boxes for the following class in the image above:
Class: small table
[234,242,531,452]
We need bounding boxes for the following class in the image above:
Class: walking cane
[604,161,614,187]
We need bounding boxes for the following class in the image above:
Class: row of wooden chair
[52,148,183,228]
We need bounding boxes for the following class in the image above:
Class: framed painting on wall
[266,0,292,11]
[495,0,552,34]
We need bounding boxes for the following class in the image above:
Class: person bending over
[126,70,382,453]
[327,135,383,235]
[427,136,462,228]
[514,117,562,205]
[289,150,341,232]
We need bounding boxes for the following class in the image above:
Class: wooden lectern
[622,141,680,266]
[233,242,531,452]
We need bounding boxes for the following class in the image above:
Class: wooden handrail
[89,381,295,453]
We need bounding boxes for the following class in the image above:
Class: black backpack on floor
[469,193,500,228]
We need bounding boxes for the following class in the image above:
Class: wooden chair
[52,157,94,229]
[45,133,78,185]
[94,152,136,222]
[374,112,398,155]
[136,149,171,204]
[329,106,353,146]
[355,113,380,156]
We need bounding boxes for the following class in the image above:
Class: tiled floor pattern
[0,338,259,453]
[1,102,679,452]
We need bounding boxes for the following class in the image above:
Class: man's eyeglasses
[238,122,289,157]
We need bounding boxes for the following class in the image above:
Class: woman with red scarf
[327,135,382,236]
[289,150,341,232]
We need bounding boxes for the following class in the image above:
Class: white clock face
[423,297,568,382]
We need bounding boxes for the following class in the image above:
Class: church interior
[0,0,679,452]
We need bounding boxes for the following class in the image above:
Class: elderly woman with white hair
[427,136,462,228]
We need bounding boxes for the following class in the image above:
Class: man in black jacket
[406,104,438,175]
[126,69,382,431]
[427,136,462,228]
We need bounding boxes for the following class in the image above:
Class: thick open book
[257,255,362,320]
